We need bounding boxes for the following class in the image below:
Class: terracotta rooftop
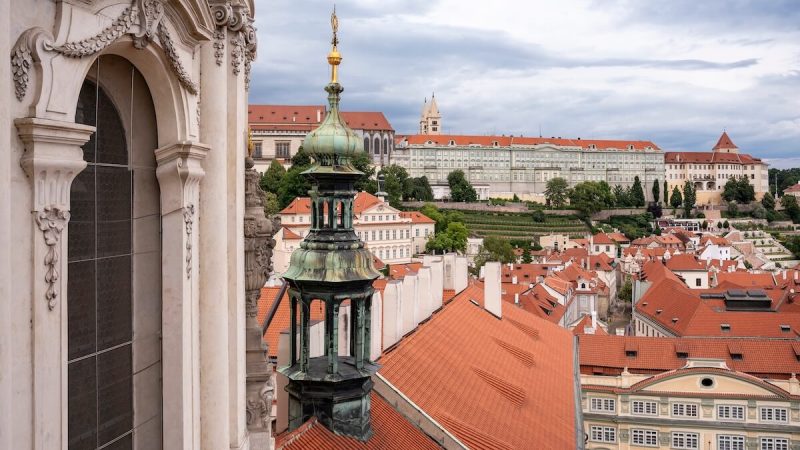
[592,232,616,245]
[713,131,738,150]
[388,262,423,280]
[715,271,775,287]
[513,284,565,324]
[572,315,608,336]
[664,152,761,165]
[257,286,324,358]
[281,227,302,240]
[501,263,551,283]
[400,134,660,151]
[275,392,439,450]
[785,183,800,194]
[665,253,706,271]
[379,281,577,449]
[700,235,730,246]
[399,211,436,224]
[579,334,800,379]
[249,105,394,131]
[280,192,387,216]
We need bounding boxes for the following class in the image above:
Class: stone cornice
[155,141,209,215]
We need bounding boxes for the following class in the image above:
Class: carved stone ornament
[34,207,70,310]
[246,382,273,430]
[210,1,257,88]
[11,0,198,100]
[183,203,195,279]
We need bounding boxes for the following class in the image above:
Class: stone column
[15,117,94,450]
[155,142,209,450]
[198,40,231,450]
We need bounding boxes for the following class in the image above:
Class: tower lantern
[279,8,381,441]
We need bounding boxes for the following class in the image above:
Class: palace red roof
[249,105,393,131]
[579,335,800,379]
[275,392,439,450]
[665,254,706,271]
[713,131,738,150]
[664,152,762,164]
[400,134,660,151]
[399,211,435,224]
[379,281,577,450]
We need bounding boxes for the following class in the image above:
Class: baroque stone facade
[1,1,273,449]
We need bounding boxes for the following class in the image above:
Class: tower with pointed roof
[419,93,442,135]
[712,131,739,154]
[279,9,381,441]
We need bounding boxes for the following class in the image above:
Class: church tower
[279,9,381,441]
[419,93,442,135]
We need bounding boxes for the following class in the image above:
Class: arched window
[373,136,380,155]
[68,56,161,450]
[383,137,389,154]
[364,137,370,154]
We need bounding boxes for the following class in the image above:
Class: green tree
[425,221,469,253]
[260,160,286,195]
[407,176,434,201]
[723,220,729,229]
[545,177,569,208]
[521,248,533,263]
[472,236,516,272]
[663,180,668,205]
[377,164,409,208]
[782,195,800,223]
[447,170,478,202]
[751,203,767,219]
[263,191,281,216]
[568,181,614,218]
[723,176,756,204]
[277,165,312,208]
[351,150,376,192]
[762,192,776,210]
[727,201,738,218]
[618,279,632,303]
[290,146,311,167]
[631,176,645,207]
[670,186,682,209]
[682,181,696,218]
[652,179,660,205]
[613,185,630,207]
[531,209,546,223]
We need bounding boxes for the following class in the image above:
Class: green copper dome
[302,83,364,169]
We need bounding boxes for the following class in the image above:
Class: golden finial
[247,126,254,157]
[327,6,342,83]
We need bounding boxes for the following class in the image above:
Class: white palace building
[392,98,666,201]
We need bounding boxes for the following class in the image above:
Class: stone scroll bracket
[16,118,94,311]
[210,1,257,89]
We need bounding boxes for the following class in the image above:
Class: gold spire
[327,6,342,83]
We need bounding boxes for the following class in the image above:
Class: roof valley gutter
[373,372,469,450]
[574,335,586,450]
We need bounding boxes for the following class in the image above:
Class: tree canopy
[260,160,286,195]
[472,236,516,273]
[631,176,646,207]
[762,192,776,210]
[670,186,683,209]
[652,179,660,205]
[425,221,469,253]
[545,177,569,208]
[447,170,478,202]
[568,181,614,217]
[722,176,756,204]
[682,181,696,217]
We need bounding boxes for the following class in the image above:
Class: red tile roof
[579,335,800,379]
[501,264,551,283]
[282,227,303,240]
[379,281,577,449]
[592,232,616,245]
[400,134,660,151]
[665,254,706,271]
[275,392,439,450]
[248,105,393,131]
[399,211,435,224]
[607,233,631,243]
[513,284,565,324]
[715,271,775,287]
[713,131,738,150]
[388,262,423,280]
[785,183,800,193]
[572,315,608,336]
[280,192,385,215]
[664,151,762,164]
[257,286,325,358]
[700,235,730,246]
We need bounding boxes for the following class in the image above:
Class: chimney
[512,275,518,285]
[591,311,597,330]
[484,262,502,319]
[316,109,322,122]
[795,271,798,281]
[514,293,520,305]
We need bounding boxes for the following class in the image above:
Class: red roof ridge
[713,131,738,150]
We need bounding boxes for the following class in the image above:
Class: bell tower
[279,8,381,441]
[419,93,442,135]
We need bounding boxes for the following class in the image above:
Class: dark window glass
[68,77,132,450]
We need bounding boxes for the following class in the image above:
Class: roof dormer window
[449,140,455,146]
[492,141,499,147]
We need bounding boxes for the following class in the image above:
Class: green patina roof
[302,83,363,174]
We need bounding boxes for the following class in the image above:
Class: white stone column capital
[155,140,210,215]
[15,117,94,212]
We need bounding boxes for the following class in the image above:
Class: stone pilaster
[155,141,209,450]
[15,117,94,450]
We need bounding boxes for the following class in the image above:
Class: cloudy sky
[250,0,800,168]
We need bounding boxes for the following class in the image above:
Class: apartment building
[580,335,800,450]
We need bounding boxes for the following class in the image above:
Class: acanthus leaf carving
[156,21,199,95]
[183,203,195,279]
[35,207,70,310]
[45,6,135,57]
